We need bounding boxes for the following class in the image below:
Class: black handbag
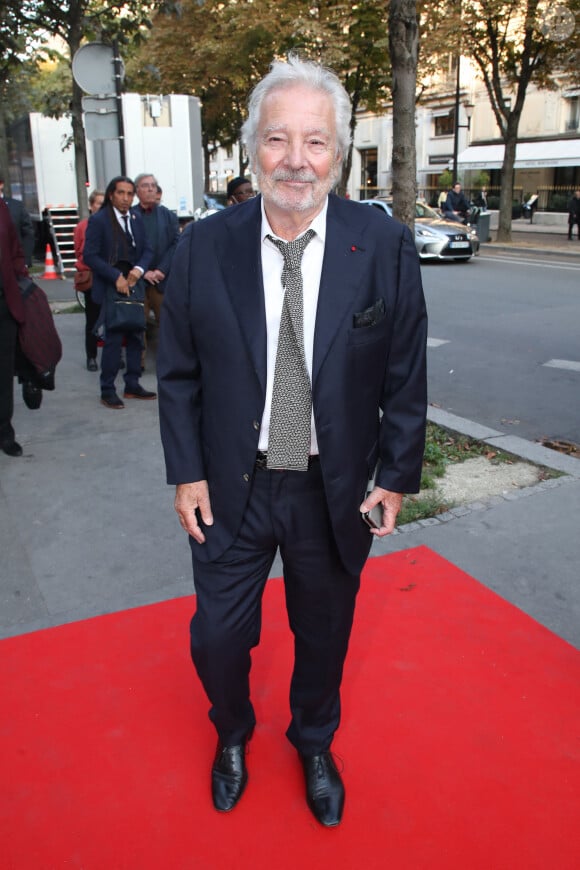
[105,290,146,333]
[105,260,146,333]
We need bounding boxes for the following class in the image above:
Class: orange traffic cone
[42,244,58,280]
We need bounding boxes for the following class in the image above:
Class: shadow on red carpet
[1,546,579,869]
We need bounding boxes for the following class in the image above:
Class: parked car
[359,198,480,261]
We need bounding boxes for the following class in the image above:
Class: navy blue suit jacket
[83,207,152,305]
[131,204,180,293]
[157,194,427,575]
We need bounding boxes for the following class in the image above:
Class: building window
[567,97,579,132]
[359,148,378,195]
[434,110,455,137]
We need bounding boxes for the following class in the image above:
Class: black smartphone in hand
[361,503,383,530]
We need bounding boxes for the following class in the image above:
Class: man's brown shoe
[123,385,157,400]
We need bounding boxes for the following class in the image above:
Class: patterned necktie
[122,214,134,247]
[266,229,315,471]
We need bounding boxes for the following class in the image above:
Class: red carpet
[1,546,579,870]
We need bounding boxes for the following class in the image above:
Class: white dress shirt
[113,207,143,275]
[258,198,328,455]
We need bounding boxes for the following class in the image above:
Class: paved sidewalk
[1,312,579,648]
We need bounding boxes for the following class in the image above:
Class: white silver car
[360,198,479,261]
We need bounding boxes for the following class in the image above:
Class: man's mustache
[270,170,318,183]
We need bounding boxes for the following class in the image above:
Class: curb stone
[390,406,580,535]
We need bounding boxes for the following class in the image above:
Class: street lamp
[451,49,475,181]
[452,96,474,182]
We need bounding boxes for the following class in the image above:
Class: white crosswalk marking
[427,338,450,348]
[543,359,580,372]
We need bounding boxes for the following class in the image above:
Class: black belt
[255,450,320,470]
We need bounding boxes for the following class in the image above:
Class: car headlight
[416,227,439,238]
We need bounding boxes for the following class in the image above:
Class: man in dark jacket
[132,173,179,327]
[158,55,427,827]
[568,190,580,239]
[84,176,155,409]
[443,182,471,223]
[0,198,28,456]
[0,176,35,266]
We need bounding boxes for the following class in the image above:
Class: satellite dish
[72,43,124,95]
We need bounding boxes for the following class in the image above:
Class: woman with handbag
[74,189,104,371]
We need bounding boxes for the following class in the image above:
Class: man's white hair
[242,54,352,168]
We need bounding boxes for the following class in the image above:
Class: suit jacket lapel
[313,195,366,385]
[218,198,267,395]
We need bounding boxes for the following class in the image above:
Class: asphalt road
[37,238,580,448]
[422,248,580,446]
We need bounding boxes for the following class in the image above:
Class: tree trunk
[389,0,418,230]
[338,102,358,197]
[496,114,520,243]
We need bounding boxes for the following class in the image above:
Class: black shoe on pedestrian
[100,392,125,409]
[123,385,157,400]
[299,751,345,827]
[1,440,23,457]
[87,358,98,372]
[22,381,43,410]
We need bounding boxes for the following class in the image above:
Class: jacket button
[253,420,260,430]
[243,473,250,482]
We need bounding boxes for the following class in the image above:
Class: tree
[285,1,391,195]
[129,0,284,186]
[389,0,419,229]
[0,1,37,184]
[7,2,166,217]
[133,1,392,194]
[427,0,580,241]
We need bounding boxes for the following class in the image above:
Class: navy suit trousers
[189,459,361,755]
[100,329,143,394]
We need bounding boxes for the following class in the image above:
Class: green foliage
[472,169,490,189]
[438,169,453,190]
[396,422,514,525]
[129,0,391,183]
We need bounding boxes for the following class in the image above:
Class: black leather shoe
[100,392,124,409]
[1,440,23,457]
[300,751,345,827]
[211,741,249,812]
[123,385,157,400]
[87,358,98,372]
[22,380,42,410]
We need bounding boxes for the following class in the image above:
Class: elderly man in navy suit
[84,176,155,409]
[157,55,427,827]
[131,173,179,369]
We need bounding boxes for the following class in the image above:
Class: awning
[456,139,580,170]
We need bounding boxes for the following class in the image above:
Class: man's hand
[174,481,213,544]
[144,269,165,284]
[359,486,403,537]
[127,267,142,288]
[115,273,130,295]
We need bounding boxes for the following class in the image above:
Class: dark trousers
[568,218,579,239]
[84,289,100,360]
[190,460,360,755]
[0,296,17,445]
[100,329,143,394]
